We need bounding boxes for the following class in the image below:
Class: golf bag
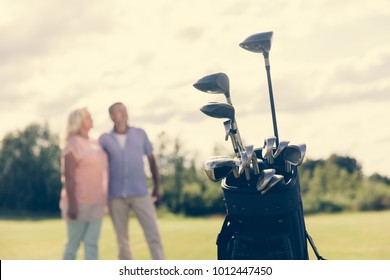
[193,31,325,260]
[216,152,324,260]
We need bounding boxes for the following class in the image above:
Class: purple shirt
[99,127,153,199]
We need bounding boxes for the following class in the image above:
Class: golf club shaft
[224,100,245,156]
[263,52,279,147]
[229,132,240,157]
[252,154,260,175]
[221,95,246,160]
[230,120,245,155]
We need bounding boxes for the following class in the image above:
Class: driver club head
[256,169,275,191]
[261,174,284,195]
[204,156,237,182]
[193,73,231,104]
[200,102,235,120]
[239,31,273,53]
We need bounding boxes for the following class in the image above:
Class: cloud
[133,52,156,67]
[36,92,83,119]
[177,27,204,41]
[141,97,176,111]
[1,0,390,176]
[332,52,390,86]
[180,110,204,123]
[234,76,390,116]
[135,111,177,124]
[0,1,114,64]
[0,91,34,111]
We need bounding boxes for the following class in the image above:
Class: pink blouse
[59,135,108,221]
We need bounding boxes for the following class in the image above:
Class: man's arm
[147,153,161,202]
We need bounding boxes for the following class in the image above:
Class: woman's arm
[64,152,78,219]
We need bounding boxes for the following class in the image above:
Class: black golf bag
[193,31,324,260]
[216,150,323,260]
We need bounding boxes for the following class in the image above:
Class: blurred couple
[59,102,165,260]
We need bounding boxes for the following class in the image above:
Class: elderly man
[99,102,164,260]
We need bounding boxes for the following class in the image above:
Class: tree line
[1,123,390,216]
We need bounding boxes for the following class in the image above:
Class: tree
[328,154,362,175]
[0,123,62,214]
[153,132,226,215]
[369,173,390,185]
[300,154,390,213]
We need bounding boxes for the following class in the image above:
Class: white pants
[109,195,165,260]
[63,219,102,260]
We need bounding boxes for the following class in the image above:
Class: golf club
[256,169,275,191]
[193,72,232,105]
[195,74,245,160]
[204,156,239,182]
[283,144,307,173]
[251,152,260,175]
[223,120,230,141]
[223,120,241,156]
[238,150,248,176]
[239,31,280,147]
[262,136,276,164]
[244,145,254,180]
[273,140,290,159]
[200,102,246,156]
[261,174,284,195]
[200,102,235,120]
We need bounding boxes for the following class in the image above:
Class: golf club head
[193,73,231,104]
[200,102,235,120]
[238,151,248,175]
[256,169,275,191]
[239,31,273,53]
[262,136,277,159]
[204,156,237,182]
[283,144,307,166]
[244,145,254,180]
[261,174,284,195]
[223,120,231,141]
[273,140,290,159]
[245,145,254,162]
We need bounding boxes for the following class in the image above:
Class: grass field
[1,210,390,260]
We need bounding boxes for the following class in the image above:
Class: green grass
[305,211,390,260]
[1,211,390,260]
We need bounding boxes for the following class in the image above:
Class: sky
[1,0,390,176]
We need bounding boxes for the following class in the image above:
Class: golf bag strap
[306,231,326,260]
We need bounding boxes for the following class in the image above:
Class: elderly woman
[60,107,108,260]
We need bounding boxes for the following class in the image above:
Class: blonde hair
[66,107,88,140]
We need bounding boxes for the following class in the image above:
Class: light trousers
[63,219,102,260]
[109,195,165,260]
